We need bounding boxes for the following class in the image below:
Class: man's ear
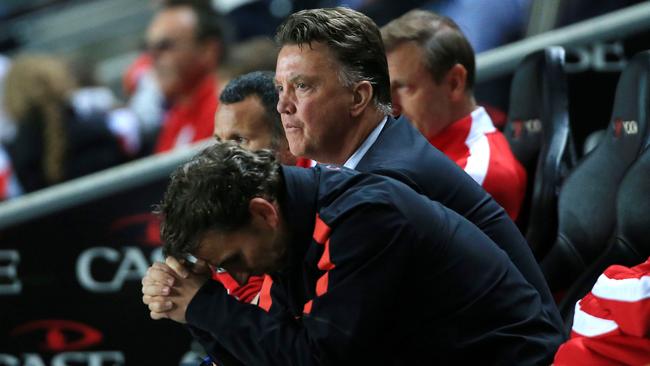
[350,80,374,117]
[249,197,280,229]
[445,64,468,102]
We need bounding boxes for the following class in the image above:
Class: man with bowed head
[148,141,563,365]
[144,70,312,313]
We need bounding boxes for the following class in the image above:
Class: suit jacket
[356,116,564,335]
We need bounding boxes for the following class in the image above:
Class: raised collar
[279,165,319,269]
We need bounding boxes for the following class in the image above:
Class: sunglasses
[145,38,178,54]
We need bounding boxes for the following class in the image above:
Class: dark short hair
[219,71,284,148]
[163,0,222,40]
[275,7,391,115]
[157,141,283,259]
[381,10,476,90]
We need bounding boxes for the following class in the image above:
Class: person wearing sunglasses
[145,0,224,153]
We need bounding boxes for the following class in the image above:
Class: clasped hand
[141,256,210,323]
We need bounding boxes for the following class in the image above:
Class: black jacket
[186,165,562,365]
[356,116,563,334]
[7,106,126,193]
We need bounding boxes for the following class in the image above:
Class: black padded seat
[558,144,650,330]
[504,46,576,258]
[541,50,650,294]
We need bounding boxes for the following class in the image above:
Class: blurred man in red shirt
[147,0,223,153]
[382,10,526,220]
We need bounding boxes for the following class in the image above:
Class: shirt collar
[343,116,388,169]
[427,106,493,152]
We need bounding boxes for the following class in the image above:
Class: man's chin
[288,145,307,159]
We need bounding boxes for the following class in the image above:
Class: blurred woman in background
[3,55,127,193]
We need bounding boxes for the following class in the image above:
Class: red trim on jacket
[258,275,274,312]
[304,215,335,314]
[213,271,264,304]
[303,300,313,314]
[312,214,331,244]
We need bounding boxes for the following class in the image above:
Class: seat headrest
[606,50,650,147]
[506,47,567,167]
[507,47,566,140]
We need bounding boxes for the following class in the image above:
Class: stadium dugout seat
[582,129,606,156]
[540,50,650,295]
[504,46,576,258]
[557,144,650,330]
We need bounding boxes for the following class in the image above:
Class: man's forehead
[277,43,338,68]
[214,106,238,132]
[274,59,330,84]
[215,100,269,134]
[275,73,311,84]
[218,96,265,117]
[148,7,197,38]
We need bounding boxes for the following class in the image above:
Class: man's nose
[277,91,296,115]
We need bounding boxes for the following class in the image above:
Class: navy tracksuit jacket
[186,165,561,365]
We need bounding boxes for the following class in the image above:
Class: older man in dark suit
[272,7,563,339]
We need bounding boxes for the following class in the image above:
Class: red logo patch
[613,118,623,138]
[11,320,103,352]
[110,213,161,246]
